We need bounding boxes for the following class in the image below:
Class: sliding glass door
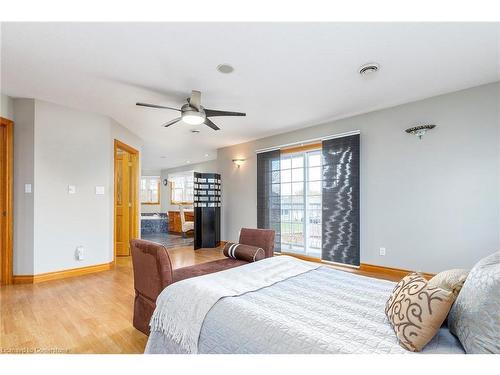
[280,149,322,258]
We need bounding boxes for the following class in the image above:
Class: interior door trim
[113,139,139,263]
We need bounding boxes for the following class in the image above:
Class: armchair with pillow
[130,228,275,335]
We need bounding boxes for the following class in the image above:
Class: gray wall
[160,159,218,212]
[217,82,500,273]
[13,99,143,275]
[1,93,14,120]
[12,99,35,275]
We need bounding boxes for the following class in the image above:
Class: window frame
[169,171,194,205]
[279,143,322,258]
[140,176,161,205]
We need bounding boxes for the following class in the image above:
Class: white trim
[321,130,360,141]
[255,130,360,154]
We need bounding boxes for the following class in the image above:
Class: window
[140,176,160,205]
[280,148,322,258]
[169,171,194,204]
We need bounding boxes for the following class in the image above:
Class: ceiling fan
[136,90,246,131]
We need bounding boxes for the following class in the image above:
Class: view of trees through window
[280,149,322,257]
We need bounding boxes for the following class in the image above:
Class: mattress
[145,266,465,354]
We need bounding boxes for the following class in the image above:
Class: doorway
[114,140,139,260]
[0,117,13,285]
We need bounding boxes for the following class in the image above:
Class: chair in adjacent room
[179,205,194,238]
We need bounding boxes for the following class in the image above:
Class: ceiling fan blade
[136,102,181,111]
[204,118,220,131]
[190,90,201,110]
[162,117,183,127]
[205,109,246,117]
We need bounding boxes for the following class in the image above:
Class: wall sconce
[232,158,245,168]
[405,124,436,140]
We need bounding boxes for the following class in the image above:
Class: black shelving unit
[193,172,221,249]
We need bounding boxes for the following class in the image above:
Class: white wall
[160,159,218,212]
[13,99,143,275]
[1,93,14,120]
[217,82,500,273]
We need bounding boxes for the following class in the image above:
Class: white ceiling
[1,22,499,170]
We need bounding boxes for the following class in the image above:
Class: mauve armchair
[130,228,275,335]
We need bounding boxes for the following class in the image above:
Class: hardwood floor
[0,246,225,354]
[1,245,406,354]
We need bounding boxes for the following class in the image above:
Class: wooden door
[0,117,13,284]
[115,151,131,256]
[0,123,5,281]
[127,153,137,248]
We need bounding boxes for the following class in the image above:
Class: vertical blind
[321,134,360,266]
[256,150,281,252]
[256,132,360,264]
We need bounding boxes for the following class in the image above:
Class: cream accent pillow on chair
[385,272,455,352]
[428,269,469,297]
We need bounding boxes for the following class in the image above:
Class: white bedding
[149,256,319,353]
[146,258,465,354]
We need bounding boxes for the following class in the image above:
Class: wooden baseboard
[360,263,434,281]
[277,252,434,281]
[12,262,113,284]
[11,275,34,284]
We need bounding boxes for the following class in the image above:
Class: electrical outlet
[76,246,84,260]
[379,247,386,256]
[68,185,76,194]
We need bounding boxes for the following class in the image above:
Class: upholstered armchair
[178,205,194,237]
[130,228,275,335]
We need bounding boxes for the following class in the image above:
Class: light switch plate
[68,185,76,194]
[95,186,105,195]
[24,184,32,193]
[76,246,84,260]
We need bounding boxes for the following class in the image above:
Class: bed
[145,256,464,354]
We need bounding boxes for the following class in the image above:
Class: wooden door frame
[1,117,14,285]
[113,139,139,263]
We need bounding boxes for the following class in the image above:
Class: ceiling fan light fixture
[182,112,205,125]
[137,89,245,131]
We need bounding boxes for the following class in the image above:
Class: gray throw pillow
[448,251,500,353]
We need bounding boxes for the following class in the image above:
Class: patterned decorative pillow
[448,252,500,353]
[428,269,469,297]
[385,272,455,352]
[223,242,265,262]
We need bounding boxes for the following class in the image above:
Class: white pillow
[448,252,500,353]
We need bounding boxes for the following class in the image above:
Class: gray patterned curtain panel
[321,134,360,266]
[257,150,281,252]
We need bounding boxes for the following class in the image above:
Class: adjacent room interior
[0,22,499,355]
